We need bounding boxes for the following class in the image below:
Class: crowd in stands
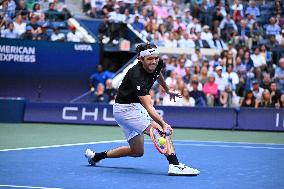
[85,0,284,108]
[0,0,85,42]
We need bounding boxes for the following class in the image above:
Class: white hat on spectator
[184,9,190,12]
[216,65,222,71]
[203,25,209,30]
[162,55,169,60]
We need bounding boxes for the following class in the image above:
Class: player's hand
[163,123,173,136]
[167,90,182,102]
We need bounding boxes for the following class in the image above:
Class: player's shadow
[83,165,165,176]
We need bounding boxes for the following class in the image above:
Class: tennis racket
[149,125,171,154]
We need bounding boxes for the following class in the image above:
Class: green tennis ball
[158,137,166,146]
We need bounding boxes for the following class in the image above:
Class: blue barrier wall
[0,39,100,101]
[24,102,284,131]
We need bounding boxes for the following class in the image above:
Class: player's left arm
[157,72,181,102]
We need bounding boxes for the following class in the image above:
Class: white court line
[0,184,62,189]
[0,140,125,152]
[1,139,284,152]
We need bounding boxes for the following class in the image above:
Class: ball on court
[158,137,166,146]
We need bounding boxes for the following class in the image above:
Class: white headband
[139,48,159,57]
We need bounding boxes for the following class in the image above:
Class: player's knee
[131,150,144,157]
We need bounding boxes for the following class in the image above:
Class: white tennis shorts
[113,103,152,141]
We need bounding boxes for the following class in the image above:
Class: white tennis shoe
[85,149,99,166]
[168,163,200,176]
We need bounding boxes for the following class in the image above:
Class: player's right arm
[139,95,172,131]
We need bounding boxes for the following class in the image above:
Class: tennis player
[85,43,200,176]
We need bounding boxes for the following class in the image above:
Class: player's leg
[85,134,145,165]
[144,121,200,176]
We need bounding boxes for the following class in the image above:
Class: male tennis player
[85,43,200,176]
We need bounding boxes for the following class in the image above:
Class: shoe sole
[168,173,199,176]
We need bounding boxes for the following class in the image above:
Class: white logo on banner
[74,44,93,51]
[0,45,36,63]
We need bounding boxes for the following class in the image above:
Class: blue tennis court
[0,140,283,189]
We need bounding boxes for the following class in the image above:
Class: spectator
[219,14,238,41]
[235,20,251,48]
[105,79,117,103]
[178,32,195,48]
[7,0,16,18]
[20,25,33,40]
[251,80,264,101]
[240,90,257,108]
[182,9,193,25]
[15,0,29,17]
[208,32,227,50]
[270,81,282,106]
[175,57,186,77]
[189,80,207,107]
[67,25,83,42]
[32,3,45,22]
[266,17,281,36]
[203,73,218,107]
[200,25,213,43]
[278,94,284,108]
[13,14,26,36]
[215,65,229,107]
[27,14,40,35]
[102,0,114,17]
[153,0,168,19]
[176,87,195,107]
[45,2,60,21]
[90,64,115,88]
[260,72,271,90]
[35,25,49,41]
[222,64,239,91]
[258,89,273,108]
[51,27,65,41]
[131,15,144,32]
[182,66,192,85]
[194,32,210,48]
[251,22,263,48]
[1,22,19,39]
[211,6,224,34]
[231,0,244,22]
[274,58,284,92]
[187,18,202,33]
[93,83,109,103]
[245,0,260,19]
[250,47,266,69]
[276,29,284,46]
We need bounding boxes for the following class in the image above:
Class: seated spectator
[182,9,193,25]
[32,3,45,22]
[191,46,205,64]
[266,17,281,36]
[165,70,178,86]
[251,22,263,48]
[208,32,227,50]
[222,64,239,91]
[270,81,282,106]
[219,14,238,41]
[7,0,16,18]
[16,0,30,17]
[20,25,33,40]
[199,66,208,85]
[258,89,274,108]
[200,25,213,43]
[182,66,192,85]
[203,74,218,107]
[173,16,186,32]
[211,7,224,34]
[45,2,60,21]
[176,87,195,107]
[13,14,26,36]
[251,80,264,101]
[131,15,144,33]
[108,5,127,44]
[260,73,271,90]
[186,18,202,34]
[214,66,229,107]
[35,25,49,41]
[231,0,244,22]
[250,47,266,70]
[235,20,251,48]
[189,80,207,107]
[51,27,65,41]
[153,0,168,19]
[164,32,178,48]
[276,29,284,46]
[90,64,115,88]
[194,32,210,48]
[245,0,260,19]
[93,83,109,103]
[102,0,114,17]
[67,25,83,42]
[105,79,117,103]
[274,58,284,92]
[178,32,195,48]
[1,22,19,39]
[278,94,284,108]
[240,90,257,108]
[27,14,40,35]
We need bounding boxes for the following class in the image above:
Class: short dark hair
[136,43,157,54]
